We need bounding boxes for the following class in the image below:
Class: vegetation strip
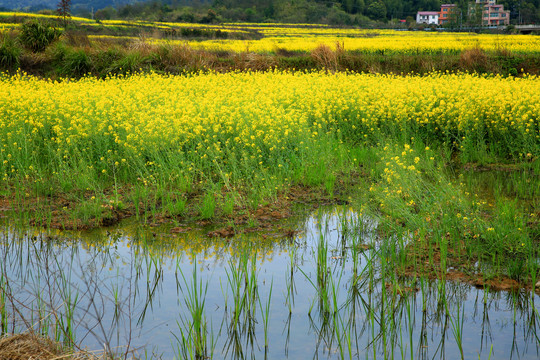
[1,16,540,77]
[0,69,538,288]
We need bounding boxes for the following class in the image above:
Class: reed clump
[310,41,345,72]
[460,46,489,73]
[0,33,20,71]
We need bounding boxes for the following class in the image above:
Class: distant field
[2,11,540,54]
[180,32,540,54]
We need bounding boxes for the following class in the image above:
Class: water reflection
[0,207,539,359]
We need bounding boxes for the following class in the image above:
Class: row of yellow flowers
[83,33,540,54]
[183,33,540,53]
[0,11,94,23]
[1,71,538,185]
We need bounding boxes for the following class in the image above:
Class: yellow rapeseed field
[181,32,540,54]
[0,11,94,23]
[0,71,538,186]
[91,30,540,54]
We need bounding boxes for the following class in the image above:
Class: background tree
[366,0,387,20]
[94,6,117,20]
[57,0,71,28]
[466,2,484,27]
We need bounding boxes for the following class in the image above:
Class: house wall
[482,4,510,25]
[416,12,439,24]
[439,5,458,25]
[473,0,510,25]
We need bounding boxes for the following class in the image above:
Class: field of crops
[0,70,538,234]
[2,11,540,78]
[1,71,538,187]
[87,30,540,54]
[176,27,540,53]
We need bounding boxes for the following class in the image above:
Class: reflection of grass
[532,301,540,344]
[446,300,465,359]
[299,199,538,358]
[0,235,143,357]
[1,208,540,358]
[225,249,259,329]
[175,260,213,360]
[257,278,272,350]
[0,273,7,334]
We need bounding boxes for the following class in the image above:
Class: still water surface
[1,207,539,359]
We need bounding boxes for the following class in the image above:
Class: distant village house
[439,4,458,25]
[474,0,510,25]
[415,0,509,26]
[416,11,439,24]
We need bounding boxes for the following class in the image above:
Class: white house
[416,11,440,24]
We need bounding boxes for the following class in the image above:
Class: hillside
[0,0,136,12]
[0,0,538,24]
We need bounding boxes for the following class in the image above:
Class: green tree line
[103,0,539,25]
[1,0,538,24]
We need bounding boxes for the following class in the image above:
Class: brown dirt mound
[0,333,95,360]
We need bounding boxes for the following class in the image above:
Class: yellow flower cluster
[0,71,538,183]
[181,32,540,54]
[0,11,94,23]
[0,23,19,30]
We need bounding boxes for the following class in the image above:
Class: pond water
[1,206,539,359]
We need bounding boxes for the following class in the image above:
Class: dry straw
[0,332,98,360]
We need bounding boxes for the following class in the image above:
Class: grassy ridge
[1,13,540,77]
[1,35,540,77]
